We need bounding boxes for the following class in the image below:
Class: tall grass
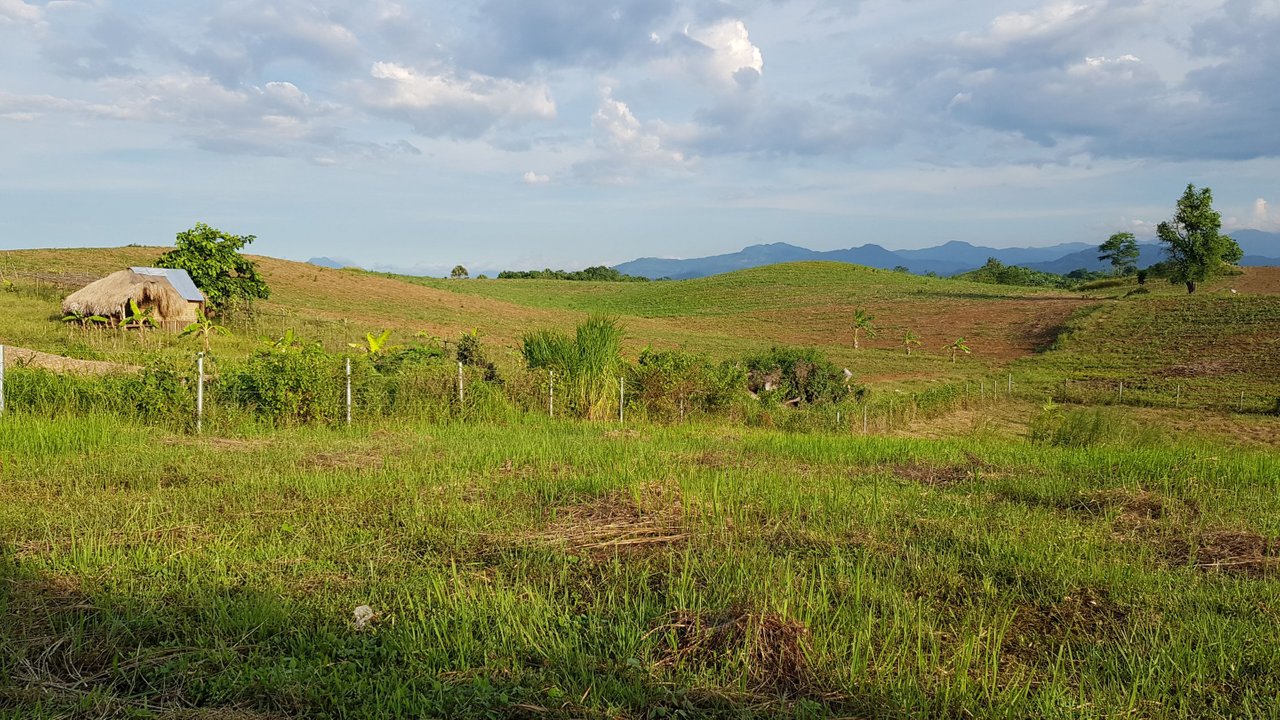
[522,315,624,420]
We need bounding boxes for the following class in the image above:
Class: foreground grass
[2,413,1278,718]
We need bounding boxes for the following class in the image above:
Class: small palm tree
[945,337,971,363]
[119,298,157,332]
[851,308,877,350]
[901,329,922,356]
[180,308,231,353]
[266,329,303,352]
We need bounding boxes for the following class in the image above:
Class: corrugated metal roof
[130,267,205,302]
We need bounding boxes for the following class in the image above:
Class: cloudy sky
[1,0,1277,273]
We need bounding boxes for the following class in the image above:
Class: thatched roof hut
[62,267,205,330]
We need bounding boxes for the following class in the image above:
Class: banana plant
[180,308,231,353]
[61,310,109,327]
[901,329,922,356]
[119,298,157,332]
[266,328,303,352]
[945,337,971,363]
[851,308,877,350]
[349,329,395,357]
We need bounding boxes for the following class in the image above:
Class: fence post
[0,344,5,416]
[1118,382,1124,403]
[1239,391,1245,413]
[1007,373,1013,397]
[345,358,352,426]
[196,352,204,434]
[619,377,625,424]
[549,370,555,418]
[862,404,868,435]
[457,361,464,405]
[980,380,985,402]
[1175,385,1181,408]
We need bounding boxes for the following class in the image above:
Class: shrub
[630,348,745,420]
[456,330,499,382]
[222,345,344,424]
[743,347,855,405]
[521,315,625,419]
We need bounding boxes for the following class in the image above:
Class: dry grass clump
[1004,587,1130,660]
[648,605,814,693]
[521,483,687,559]
[1112,510,1279,578]
[892,452,994,487]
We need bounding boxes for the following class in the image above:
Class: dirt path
[1,345,138,375]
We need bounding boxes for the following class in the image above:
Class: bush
[744,347,856,406]
[222,345,345,425]
[1077,278,1129,291]
[456,330,499,382]
[521,316,625,419]
[629,348,745,420]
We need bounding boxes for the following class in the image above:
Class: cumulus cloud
[679,19,764,90]
[359,61,556,138]
[522,171,551,184]
[1252,198,1279,231]
[574,86,691,184]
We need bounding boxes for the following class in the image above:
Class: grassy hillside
[0,250,1099,387]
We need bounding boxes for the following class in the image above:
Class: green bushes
[629,348,745,420]
[521,315,624,419]
[744,347,861,405]
[223,345,346,424]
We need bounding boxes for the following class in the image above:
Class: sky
[1,0,1278,274]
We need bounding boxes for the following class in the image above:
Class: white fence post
[457,361,464,405]
[619,377,625,424]
[196,352,204,434]
[862,404,868,435]
[0,344,5,416]
[549,370,555,418]
[345,358,352,426]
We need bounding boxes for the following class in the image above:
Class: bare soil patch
[1113,515,1279,578]
[648,605,814,693]
[1,345,137,375]
[1004,587,1129,661]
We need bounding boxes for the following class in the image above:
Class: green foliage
[498,266,650,282]
[1098,232,1140,275]
[521,315,625,419]
[348,329,396,357]
[450,265,469,280]
[156,222,269,313]
[901,329,921,356]
[944,337,970,363]
[1156,184,1243,293]
[850,308,876,349]
[61,310,109,327]
[630,348,745,419]
[119,297,157,330]
[179,308,230,352]
[456,329,499,381]
[225,344,343,424]
[744,347,855,405]
[960,258,1081,289]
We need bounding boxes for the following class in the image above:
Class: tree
[179,308,231,353]
[450,265,469,280]
[851,308,877,350]
[1156,184,1243,294]
[901,329,922,356]
[944,337,970,364]
[1098,232,1140,275]
[156,223,269,313]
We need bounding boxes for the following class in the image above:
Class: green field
[2,250,1279,718]
[3,414,1278,718]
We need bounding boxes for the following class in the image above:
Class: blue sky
[1,0,1277,274]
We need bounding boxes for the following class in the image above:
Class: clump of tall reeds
[521,315,624,420]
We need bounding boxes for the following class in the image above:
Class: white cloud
[1252,198,1279,231]
[0,0,40,24]
[574,86,692,184]
[522,171,550,185]
[683,19,764,90]
[361,61,556,138]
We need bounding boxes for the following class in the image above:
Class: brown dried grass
[648,605,814,693]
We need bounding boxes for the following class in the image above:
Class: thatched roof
[62,269,195,321]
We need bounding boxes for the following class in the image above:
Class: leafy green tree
[851,308,877,350]
[1098,232,1140,275]
[156,223,269,313]
[1156,184,1243,294]
[450,265,469,280]
[179,308,231,352]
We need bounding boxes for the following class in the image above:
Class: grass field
[2,249,1279,718]
[2,413,1278,718]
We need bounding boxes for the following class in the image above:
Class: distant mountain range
[308,229,1280,280]
[612,229,1280,280]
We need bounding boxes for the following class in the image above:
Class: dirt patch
[1,345,137,375]
[1219,266,1280,296]
[892,452,994,486]
[163,436,274,451]
[1155,360,1239,378]
[521,483,686,559]
[1004,587,1129,660]
[1070,489,1168,519]
[648,605,814,693]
